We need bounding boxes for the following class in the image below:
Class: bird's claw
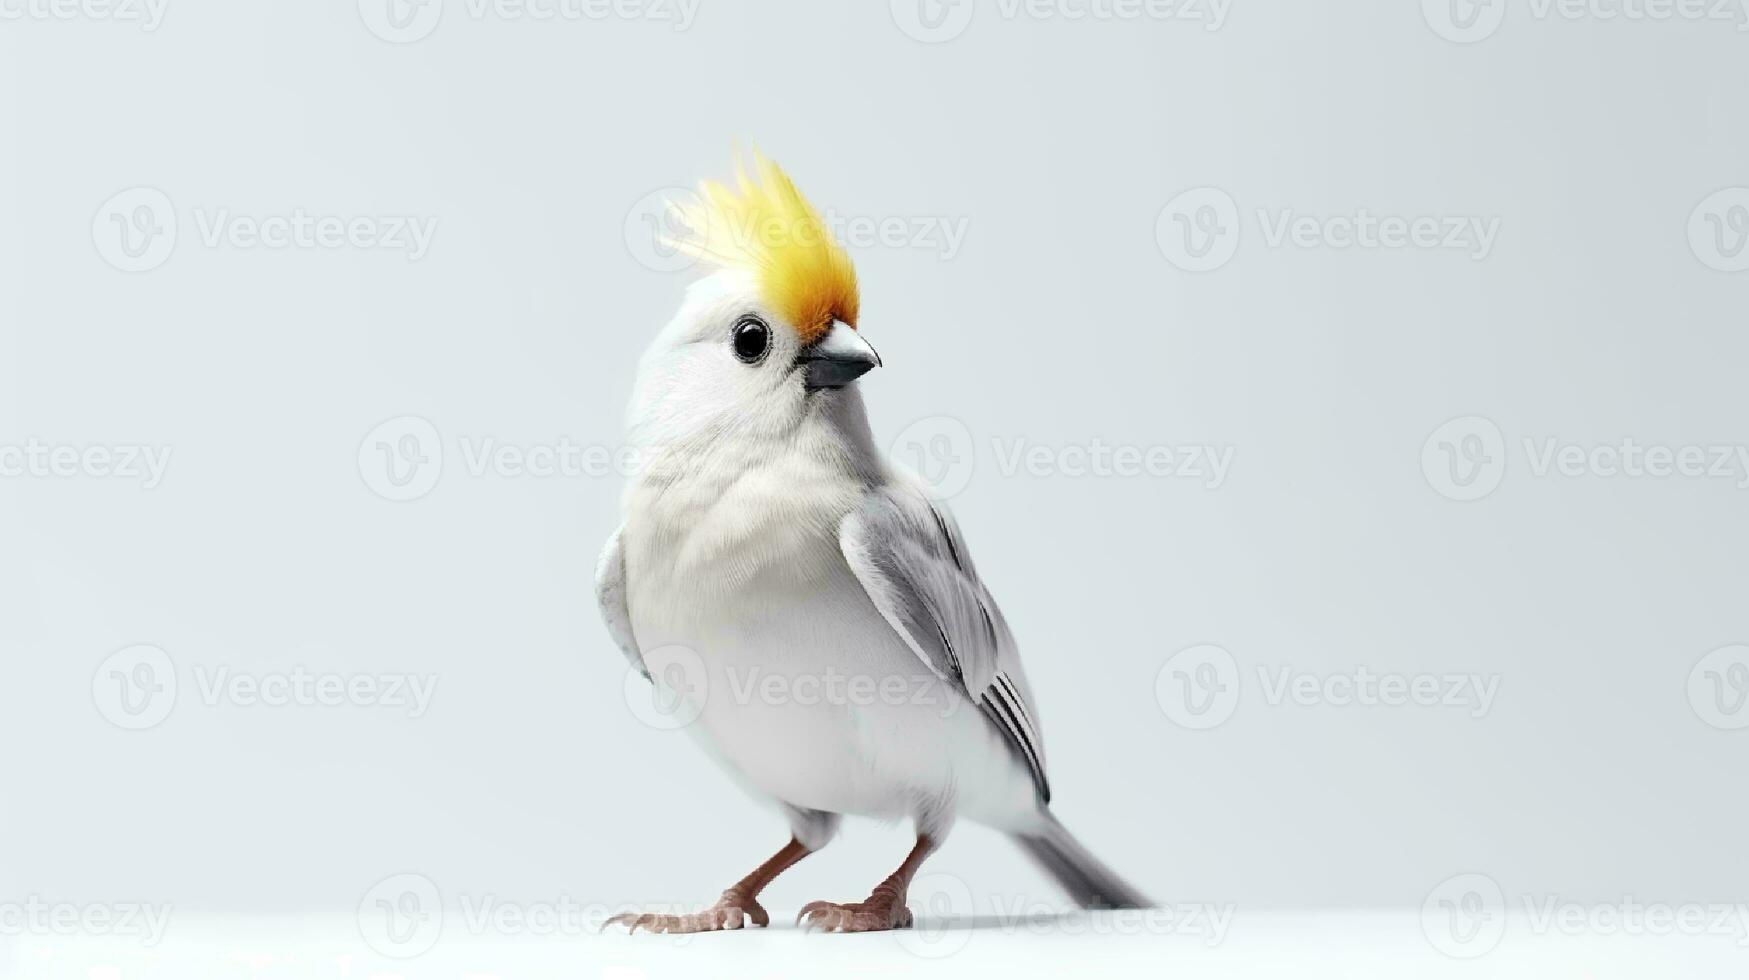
[796,898,913,933]
[602,891,767,935]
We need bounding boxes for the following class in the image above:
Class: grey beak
[801,320,881,390]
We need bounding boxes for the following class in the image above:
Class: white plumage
[597,160,1145,934]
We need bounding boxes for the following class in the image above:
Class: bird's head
[626,153,880,449]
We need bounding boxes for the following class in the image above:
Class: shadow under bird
[596,153,1149,933]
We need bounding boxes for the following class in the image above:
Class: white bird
[599,153,1148,934]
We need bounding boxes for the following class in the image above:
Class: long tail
[1012,811,1152,909]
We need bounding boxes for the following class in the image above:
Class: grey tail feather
[1013,811,1151,910]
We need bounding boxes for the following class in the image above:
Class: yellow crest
[667,152,860,345]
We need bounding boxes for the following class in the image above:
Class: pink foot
[603,890,769,934]
[796,896,913,933]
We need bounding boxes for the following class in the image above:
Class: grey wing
[595,526,646,680]
[839,486,1051,803]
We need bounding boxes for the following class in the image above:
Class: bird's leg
[603,837,812,934]
[797,834,937,933]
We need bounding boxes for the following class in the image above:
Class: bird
[597,152,1149,934]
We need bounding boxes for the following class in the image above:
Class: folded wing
[839,486,1050,803]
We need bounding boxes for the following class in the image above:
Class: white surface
[7,910,1747,980]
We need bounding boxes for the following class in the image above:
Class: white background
[3,0,1747,976]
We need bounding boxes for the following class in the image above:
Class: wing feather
[840,487,1051,802]
[595,526,646,680]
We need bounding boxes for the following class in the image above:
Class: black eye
[731,317,770,364]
